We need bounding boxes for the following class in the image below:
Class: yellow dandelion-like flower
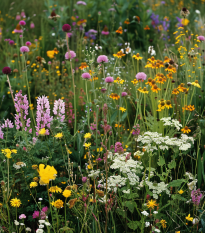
[178,189,184,194]
[49,186,62,193]
[84,133,92,139]
[51,199,64,208]
[181,126,191,134]
[147,199,157,209]
[186,214,193,222]
[63,190,72,198]
[84,143,91,148]
[160,219,167,228]
[10,198,21,208]
[54,133,63,139]
[119,107,126,112]
[39,128,46,136]
[30,182,38,188]
[38,164,57,185]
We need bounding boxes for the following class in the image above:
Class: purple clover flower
[25,41,31,46]
[20,46,29,53]
[114,142,124,154]
[121,92,127,97]
[19,20,26,26]
[36,96,53,136]
[135,72,147,81]
[65,50,76,60]
[105,76,114,83]
[53,99,65,122]
[82,72,91,79]
[191,189,202,206]
[97,55,108,63]
[14,90,32,133]
[19,214,26,219]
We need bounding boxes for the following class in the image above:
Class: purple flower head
[62,24,71,32]
[19,214,26,219]
[72,22,76,26]
[115,142,124,154]
[88,29,97,34]
[9,40,15,45]
[67,32,72,38]
[32,211,39,219]
[16,13,21,21]
[36,96,53,136]
[161,1,166,4]
[90,123,97,131]
[135,72,147,81]
[53,99,65,122]
[48,61,52,65]
[21,10,25,17]
[42,206,48,212]
[77,1,87,5]
[82,177,87,183]
[121,92,127,97]
[40,211,46,220]
[1,119,14,129]
[101,88,107,93]
[101,30,109,35]
[30,22,35,29]
[96,158,102,162]
[14,90,32,133]
[97,55,108,63]
[82,72,91,79]
[108,8,116,11]
[65,50,76,60]
[132,124,140,135]
[25,41,31,46]
[19,20,26,26]
[0,127,3,139]
[2,67,11,75]
[191,189,202,206]
[197,36,205,41]
[20,46,29,53]
[105,76,114,83]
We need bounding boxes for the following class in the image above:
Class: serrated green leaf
[157,156,165,166]
[168,160,176,169]
[168,179,186,187]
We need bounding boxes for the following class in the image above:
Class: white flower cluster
[145,181,170,199]
[98,153,143,192]
[13,162,26,170]
[148,46,156,56]
[137,131,194,152]
[88,169,100,179]
[185,172,198,190]
[160,117,182,131]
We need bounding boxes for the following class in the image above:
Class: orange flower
[131,79,138,85]
[109,93,120,100]
[167,72,173,79]
[151,84,161,93]
[164,56,170,63]
[132,53,143,60]
[145,78,153,86]
[165,65,176,73]
[116,26,123,34]
[181,126,191,134]
[144,25,150,30]
[79,62,89,70]
[172,88,179,95]
[113,51,125,58]
[148,56,156,63]
[68,198,77,208]
[124,19,130,25]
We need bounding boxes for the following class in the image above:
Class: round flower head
[9,40,15,45]
[65,50,76,60]
[25,41,31,46]
[105,76,114,83]
[30,22,35,29]
[97,55,108,63]
[19,214,26,219]
[77,1,87,5]
[20,46,30,53]
[19,20,26,26]
[14,24,23,33]
[121,92,127,97]
[135,72,147,81]
[82,72,91,79]
[197,36,205,41]
[2,67,12,75]
[16,13,21,21]
[82,177,87,183]
[101,26,109,35]
[62,24,71,32]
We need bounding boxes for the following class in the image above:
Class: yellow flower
[63,190,72,198]
[10,198,21,207]
[49,186,62,193]
[186,214,193,221]
[147,199,157,209]
[30,182,38,188]
[32,164,38,170]
[54,133,63,139]
[192,80,201,88]
[132,53,143,60]
[172,88,179,95]
[39,128,46,136]
[165,100,172,109]
[113,51,125,58]
[47,50,55,59]
[51,199,64,208]
[84,143,91,148]
[119,107,126,112]
[97,147,103,152]
[1,149,12,158]
[160,219,167,228]
[181,18,189,26]
[138,87,149,94]
[178,189,184,194]
[181,126,191,134]
[38,164,57,185]
[84,133,92,139]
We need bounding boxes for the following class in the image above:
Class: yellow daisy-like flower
[119,107,126,112]
[151,84,161,93]
[132,53,143,60]
[165,100,172,109]
[113,51,125,58]
[10,198,21,207]
[49,186,62,193]
[51,199,64,208]
[63,190,72,198]
[147,199,157,209]
[11,149,17,154]
[181,126,191,134]
[54,133,63,139]
[138,87,149,94]
[160,219,167,228]
[186,214,193,221]
[30,182,38,188]
[38,164,57,185]
[1,149,12,159]
[172,88,179,95]
[39,128,46,136]
[32,164,38,170]
[178,189,184,194]
[84,143,91,148]
[131,79,138,85]
[192,80,201,88]
[84,133,92,139]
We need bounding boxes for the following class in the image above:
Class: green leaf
[157,156,165,166]
[111,110,118,124]
[125,201,135,213]
[198,151,202,188]
[168,160,176,169]
[120,111,127,122]
[127,221,141,230]
[168,179,186,187]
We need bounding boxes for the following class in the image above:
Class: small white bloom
[145,222,150,227]
[39,198,43,201]
[141,210,149,216]
[36,230,44,233]
[39,224,44,228]
[14,220,19,226]
[39,220,45,224]
[153,211,158,214]
[195,10,200,14]
[45,222,51,226]
[192,218,199,225]
[52,33,55,36]
[26,228,32,232]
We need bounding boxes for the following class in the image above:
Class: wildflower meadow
[1,0,205,232]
